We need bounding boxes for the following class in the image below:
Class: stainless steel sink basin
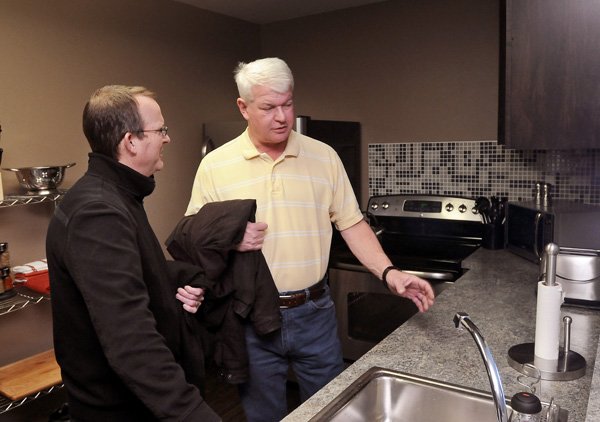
[309,367,568,422]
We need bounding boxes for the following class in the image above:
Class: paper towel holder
[508,243,586,380]
[507,315,586,381]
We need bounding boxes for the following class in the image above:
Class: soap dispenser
[509,391,542,422]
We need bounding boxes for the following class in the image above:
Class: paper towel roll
[534,280,564,361]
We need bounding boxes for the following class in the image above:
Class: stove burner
[378,234,479,260]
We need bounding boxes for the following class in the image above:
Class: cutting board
[0,349,61,400]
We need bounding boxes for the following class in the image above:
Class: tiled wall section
[368,141,600,204]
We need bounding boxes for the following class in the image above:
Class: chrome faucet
[454,312,509,422]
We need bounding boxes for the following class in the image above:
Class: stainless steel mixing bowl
[2,162,76,193]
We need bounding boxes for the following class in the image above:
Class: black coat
[47,153,220,421]
[166,199,281,384]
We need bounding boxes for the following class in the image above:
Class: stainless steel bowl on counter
[2,163,75,194]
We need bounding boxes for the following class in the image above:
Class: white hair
[234,57,294,102]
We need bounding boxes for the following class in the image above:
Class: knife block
[482,222,504,250]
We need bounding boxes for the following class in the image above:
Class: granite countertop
[284,248,600,422]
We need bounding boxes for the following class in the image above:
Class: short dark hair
[82,85,155,159]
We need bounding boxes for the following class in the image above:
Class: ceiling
[171,0,387,24]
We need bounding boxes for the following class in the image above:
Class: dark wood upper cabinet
[499,0,600,149]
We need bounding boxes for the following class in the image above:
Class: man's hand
[384,270,435,312]
[176,285,205,314]
[236,221,268,251]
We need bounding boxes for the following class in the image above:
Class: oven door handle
[401,269,456,281]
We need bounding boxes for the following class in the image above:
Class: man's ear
[125,132,137,151]
[237,98,249,120]
[118,132,136,158]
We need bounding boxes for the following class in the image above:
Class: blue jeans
[238,285,344,422]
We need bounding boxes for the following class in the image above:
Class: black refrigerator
[295,116,361,198]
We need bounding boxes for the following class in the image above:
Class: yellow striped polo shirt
[185,129,364,292]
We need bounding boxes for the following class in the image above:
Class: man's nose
[274,106,285,121]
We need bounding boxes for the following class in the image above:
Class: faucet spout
[454,312,509,422]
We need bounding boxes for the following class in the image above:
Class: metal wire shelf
[0,288,49,317]
[0,384,64,414]
[0,191,66,208]
[0,188,63,415]
[0,287,56,414]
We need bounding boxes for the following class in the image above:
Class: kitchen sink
[309,367,568,422]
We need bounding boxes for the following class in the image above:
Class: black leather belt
[279,278,327,309]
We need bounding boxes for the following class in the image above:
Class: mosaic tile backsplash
[368,141,600,205]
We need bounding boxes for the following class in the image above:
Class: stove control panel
[367,194,482,222]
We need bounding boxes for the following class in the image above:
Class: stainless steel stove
[329,194,484,361]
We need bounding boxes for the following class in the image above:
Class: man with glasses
[46,85,220,421]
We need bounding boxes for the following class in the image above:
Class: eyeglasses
[135,126,168,137]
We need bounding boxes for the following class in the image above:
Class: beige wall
[0,0,260,264]
[1,0,498,265]
[262,0,499,205]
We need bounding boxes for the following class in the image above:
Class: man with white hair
[186,58,435,421]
